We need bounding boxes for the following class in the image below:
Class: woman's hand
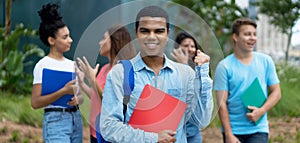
[76,56,99,86]
[171,48,189,64]
[194,50,210,66]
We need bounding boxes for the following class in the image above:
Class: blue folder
[42,68,75,108]
[240,78,266,125]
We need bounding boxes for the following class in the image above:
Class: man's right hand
[158,130,176,143]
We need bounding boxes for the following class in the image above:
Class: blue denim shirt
[186,64,214,138]
[100,53,213,143]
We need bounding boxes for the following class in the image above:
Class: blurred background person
[76,25,136,143]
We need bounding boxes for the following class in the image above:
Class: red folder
[128,84,187,132]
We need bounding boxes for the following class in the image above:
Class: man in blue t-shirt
[214,18,281,143]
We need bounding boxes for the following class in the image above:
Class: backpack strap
[95,60,133,143]
[119,60,134,122]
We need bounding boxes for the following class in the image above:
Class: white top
[33,56,74,84]
[33,56,75,108]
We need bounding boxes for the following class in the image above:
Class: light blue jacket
[100,53,213,143]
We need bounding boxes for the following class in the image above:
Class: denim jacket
[100,53,213,143]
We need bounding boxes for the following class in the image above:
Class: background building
[256,14,288,61]
[236,0,295,61]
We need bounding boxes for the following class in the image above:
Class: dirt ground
[0,117,299,143]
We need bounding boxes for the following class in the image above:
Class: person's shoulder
[254,52,273,61]
[99,63,110,72]
[109,63,124,76]
[224,54,235,61]
[33,56,53,74]
[217,54,234,66]
[36,56,48,62]
[112,63,123,70]
[175,61,192,69]
[34,56,48,67]
[169,60,194,73]
[255,52,268,57]
[169,58,186,66]
[102,63,110,68]
[63,57,74,64]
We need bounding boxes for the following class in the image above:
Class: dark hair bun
[38,3,62,24]
[38,3,66,46]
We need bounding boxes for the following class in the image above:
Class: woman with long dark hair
[77,25,136,143]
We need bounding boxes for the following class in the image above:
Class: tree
[172,0,248,55]
[5,0,12,36]
[1,0,45,93]
[258,0,300,62]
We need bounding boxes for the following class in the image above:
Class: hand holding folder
[128,84,187,132]
[240,78,266,125]
[42,68,75,108]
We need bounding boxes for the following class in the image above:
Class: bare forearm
[93,81,103,100]
[261,84,281,113]
[79,82,91,98]
[218,105,233,135]
[216,91,233,135]
[31,88,68,109]
[76,93,84,105]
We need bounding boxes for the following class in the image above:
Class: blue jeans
[222,132,268,143]
[187,131,202,143]
[43,110,83,143]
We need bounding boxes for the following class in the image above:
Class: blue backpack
[96,60,134,143]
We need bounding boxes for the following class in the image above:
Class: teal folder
[42,68,75,108]
[240,78,266,125]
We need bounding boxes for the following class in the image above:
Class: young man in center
[100,6,213,143]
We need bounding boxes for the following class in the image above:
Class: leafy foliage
[257,0,300,62]
[0,91,43,127]
[0,24,45,93]
[269,63,300,117]
[258,0,300,34]
[172,0,248,55]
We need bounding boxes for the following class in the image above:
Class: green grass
[0,90,92,128]
[1,63,299,124]
[0,63,299,135]
[0,91,43,127]
[79,93,92,127]
[268,63,300,117]
[205,63,300,129]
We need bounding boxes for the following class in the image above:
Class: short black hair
[38,3,66,46]
[135,5,169,31]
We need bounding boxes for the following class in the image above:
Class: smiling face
[136,17,169,57]
[233,25,257,53]
[50,26,73,53]
[180,38,196,58]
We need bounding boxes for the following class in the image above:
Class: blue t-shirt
[213,52,279,134]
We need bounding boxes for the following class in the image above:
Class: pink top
[90,64,111,138]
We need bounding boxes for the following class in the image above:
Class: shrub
[268,63,300,117]
[0,23,44,93]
